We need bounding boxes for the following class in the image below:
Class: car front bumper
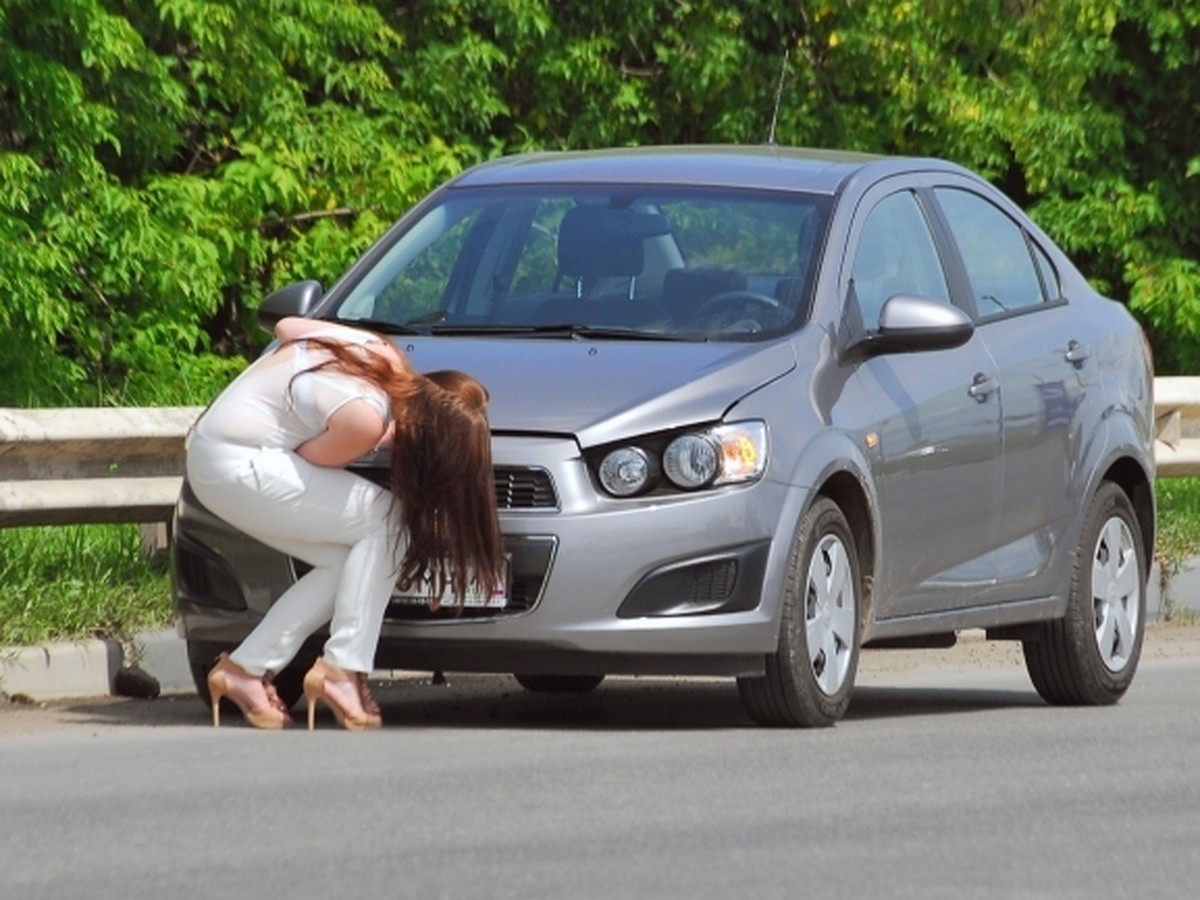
[174,435,797,677]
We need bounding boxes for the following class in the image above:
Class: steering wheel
[692,290,785,332]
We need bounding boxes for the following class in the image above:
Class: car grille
[384,535,556,622]
[289,535,556,623]
[353,465,558,511]
[338,466,559,622]
[494,467,558,510]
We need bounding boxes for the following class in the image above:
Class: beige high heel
[303,657,382,731]
[207,654,289,730]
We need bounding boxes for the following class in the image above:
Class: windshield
[330,186,831,340]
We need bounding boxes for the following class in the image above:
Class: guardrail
[1152,377,1200,477]
[0,406,203,528]
[0,377,1198,529]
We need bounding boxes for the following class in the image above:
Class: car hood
[400,338,797,446]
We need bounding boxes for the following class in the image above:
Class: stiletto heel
[303,657,382,731]
[209,678,224,728]
[206,654,289,730]
[306,695,318,731]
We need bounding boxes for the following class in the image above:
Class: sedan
[173,145,1155,726]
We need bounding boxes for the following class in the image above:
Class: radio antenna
[766,47,790,145]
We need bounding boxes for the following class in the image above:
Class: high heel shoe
[303,657,382,731]
[207,654,289,730]
[358,676,381,720]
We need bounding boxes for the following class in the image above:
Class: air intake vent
[494,467,557,510]
[351,465,558,511]
[688,560,738,604]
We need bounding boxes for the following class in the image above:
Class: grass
[0,523,173,648]
[1153,477,1200,624]
[2,478,1200,647]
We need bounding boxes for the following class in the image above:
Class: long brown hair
[287,338,504,601]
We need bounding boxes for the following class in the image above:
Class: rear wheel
[513,674,606,693]
[738,497,861,727]
[1022,481,1146,705]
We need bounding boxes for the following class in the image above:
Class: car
[172,144,1155,726]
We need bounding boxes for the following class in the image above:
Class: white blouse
[193,329,390,450]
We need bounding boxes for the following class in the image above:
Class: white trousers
[186,434,401,676]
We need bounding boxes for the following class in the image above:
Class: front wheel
[1022,481,1146,705]
[738,497,861,727]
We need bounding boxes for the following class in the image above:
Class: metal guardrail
[0,406,203,527]
[1152,377,1200,477]
[0,377,1197,528]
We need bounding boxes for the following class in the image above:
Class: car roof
[450,144,968,196]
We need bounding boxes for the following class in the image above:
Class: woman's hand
[373,420,396,452]
[276,315,412,373]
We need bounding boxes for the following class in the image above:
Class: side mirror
[257,280,324,333]
[848,294,974,358]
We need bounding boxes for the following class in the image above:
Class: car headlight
[710,421,768,485]
[598,446,655,497]
[663,434,719,488]
[594,420,767,497]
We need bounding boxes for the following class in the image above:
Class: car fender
[1080,404,1155,534]
[749,422,880,637]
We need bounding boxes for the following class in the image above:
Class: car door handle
[968,373,999,403]
[1065,340,1090,368]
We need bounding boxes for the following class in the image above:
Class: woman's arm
[275,316,373,344]
[275,316,412,373]
[294,398,389,468]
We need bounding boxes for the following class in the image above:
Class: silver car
[172,145,1155,726]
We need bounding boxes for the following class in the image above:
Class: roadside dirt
[857,620,1200,677]
[4,622,1199,735]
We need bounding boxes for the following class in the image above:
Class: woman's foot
[358,676,381,720]
[207,654,290,729]
[303,657,382,731]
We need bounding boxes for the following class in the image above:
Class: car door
[930,182,1089,602]
[845,183,1006,619]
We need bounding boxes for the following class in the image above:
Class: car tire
[737,497,861,727]
[513,674,606,693]
[187,642,312,711]
[1022,481,1146,706]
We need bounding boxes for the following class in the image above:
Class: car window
[850,190,950,330]
[934,187,1054,316]
[509,198,574,297]
[1030,240,1062,301]
[333,187,831,340]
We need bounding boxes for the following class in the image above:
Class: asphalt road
[3,625,1199,900]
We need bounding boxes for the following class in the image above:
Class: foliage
[1154,477,1200,622]
[0,524,172,645]
[2,0,1198,644]
[1,0,1199,410]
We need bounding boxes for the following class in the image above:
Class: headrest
[557,206,666,279]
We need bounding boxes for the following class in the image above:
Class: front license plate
[390,560,510,608]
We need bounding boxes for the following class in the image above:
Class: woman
[185,316,504,730]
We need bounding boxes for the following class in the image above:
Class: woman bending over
[186,316,503,730]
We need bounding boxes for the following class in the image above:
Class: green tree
[2,0,1198,407]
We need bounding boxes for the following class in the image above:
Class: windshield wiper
[321,317,428,336]
[428,322,698,342]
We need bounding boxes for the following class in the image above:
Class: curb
[2,562,1197,704]
[1,629,194,702]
